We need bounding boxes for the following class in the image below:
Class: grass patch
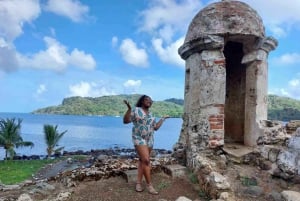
[0,159,57,185]
[240,176,258,186]
[157,180,171,190]
[187,169,198,184]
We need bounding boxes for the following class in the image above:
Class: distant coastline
[31,94,300,121]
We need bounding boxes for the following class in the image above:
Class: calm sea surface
[0,113,182,159]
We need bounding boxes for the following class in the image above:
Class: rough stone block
[163,164,187,178]
[122,169,138,183]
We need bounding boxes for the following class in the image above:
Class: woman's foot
[147,184,158,195]
[135,183,144,192]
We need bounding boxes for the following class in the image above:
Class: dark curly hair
[135,95,151,107]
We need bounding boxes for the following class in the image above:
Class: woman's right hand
[123,100,132,124]
[123,100,131,110]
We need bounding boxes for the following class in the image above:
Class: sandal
[147,184,158,195]
[135,183,144,192]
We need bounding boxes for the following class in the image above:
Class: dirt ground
[66,172,202,201]
[1,157,300,201]
[1,171,202,201]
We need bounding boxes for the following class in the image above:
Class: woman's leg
[135,145,158,194]
[135,145,151,184]
[137,159,143,184]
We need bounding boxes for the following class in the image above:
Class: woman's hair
[135,95,151,107]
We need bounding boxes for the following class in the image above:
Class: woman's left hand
[162,116,170,121]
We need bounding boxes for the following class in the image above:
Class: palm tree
[43,124,67,158]
[0,118,34,160]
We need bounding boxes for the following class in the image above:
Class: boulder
[286,120,300,134]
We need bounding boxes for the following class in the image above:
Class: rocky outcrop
[259,127,300,181]
[286,120,300,134]
[257,120,289,145]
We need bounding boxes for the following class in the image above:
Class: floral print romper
[131,107,156,148]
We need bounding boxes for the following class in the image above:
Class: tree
[43,124,67,158]
[0,118,34,160]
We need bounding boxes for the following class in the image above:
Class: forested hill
[32,94,300,121]
[268,94,300,121]
[32,94,184,117]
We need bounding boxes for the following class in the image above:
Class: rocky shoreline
[9,148,173,161]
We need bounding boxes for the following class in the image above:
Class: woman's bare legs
[135,145,151,184]
[135,145,158,194]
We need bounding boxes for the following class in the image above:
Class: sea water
[0,113,182,159]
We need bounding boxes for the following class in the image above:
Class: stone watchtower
[176,0,278,167]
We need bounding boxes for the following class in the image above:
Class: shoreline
[2,147,173,161]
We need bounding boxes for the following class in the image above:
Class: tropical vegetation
[44,124,67,158]
[33,94,184,117]
[0,118,34,160]
[32,94,300,121]
[268,94,300,121]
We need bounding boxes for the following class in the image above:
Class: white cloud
[119,38,149,67]
[138,0,201,67]
[272,53,300,66]
[0,0,41,42]
[123,80,141,88]
[33,84,47,101]
[69,81,91,97]
[18,36,96,72]
[44,0,89,22]
[123,80,142,94]
[270,76,300,100]
[36,84,47,95]
[69,49,96,70]
[152,37,185,67]
[68,81,116,97]
[289,79,300,87]
[0,38,18,72]
[268,24,287,38]
[243,0,300,38]
[138,0,201,41]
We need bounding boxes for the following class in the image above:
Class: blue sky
[0,0,300,113]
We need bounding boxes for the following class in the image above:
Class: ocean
[0,113,182,159]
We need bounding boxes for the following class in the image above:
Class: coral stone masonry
[176,0,278,168]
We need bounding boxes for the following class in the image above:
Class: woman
[123,95,169,195]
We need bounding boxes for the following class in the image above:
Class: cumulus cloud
[0,0,40,72]
[33,84,47,101]
[36,84,47,95]
[272,53,300,66]
[137,0,200,67]
[119,38,149,67]
[289,79,300,87]
[44,0,90,22]
[123,80,141,88]
[0,0,41,42]
[18,36,96,72]
[69,49,96,70]
[138,0,201,41]
[68,81,116,97]
[270,76,300,100]
[0,38,18,72]
[243,0,300,38]
[123,80,142,94]
[152,37,185,67]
